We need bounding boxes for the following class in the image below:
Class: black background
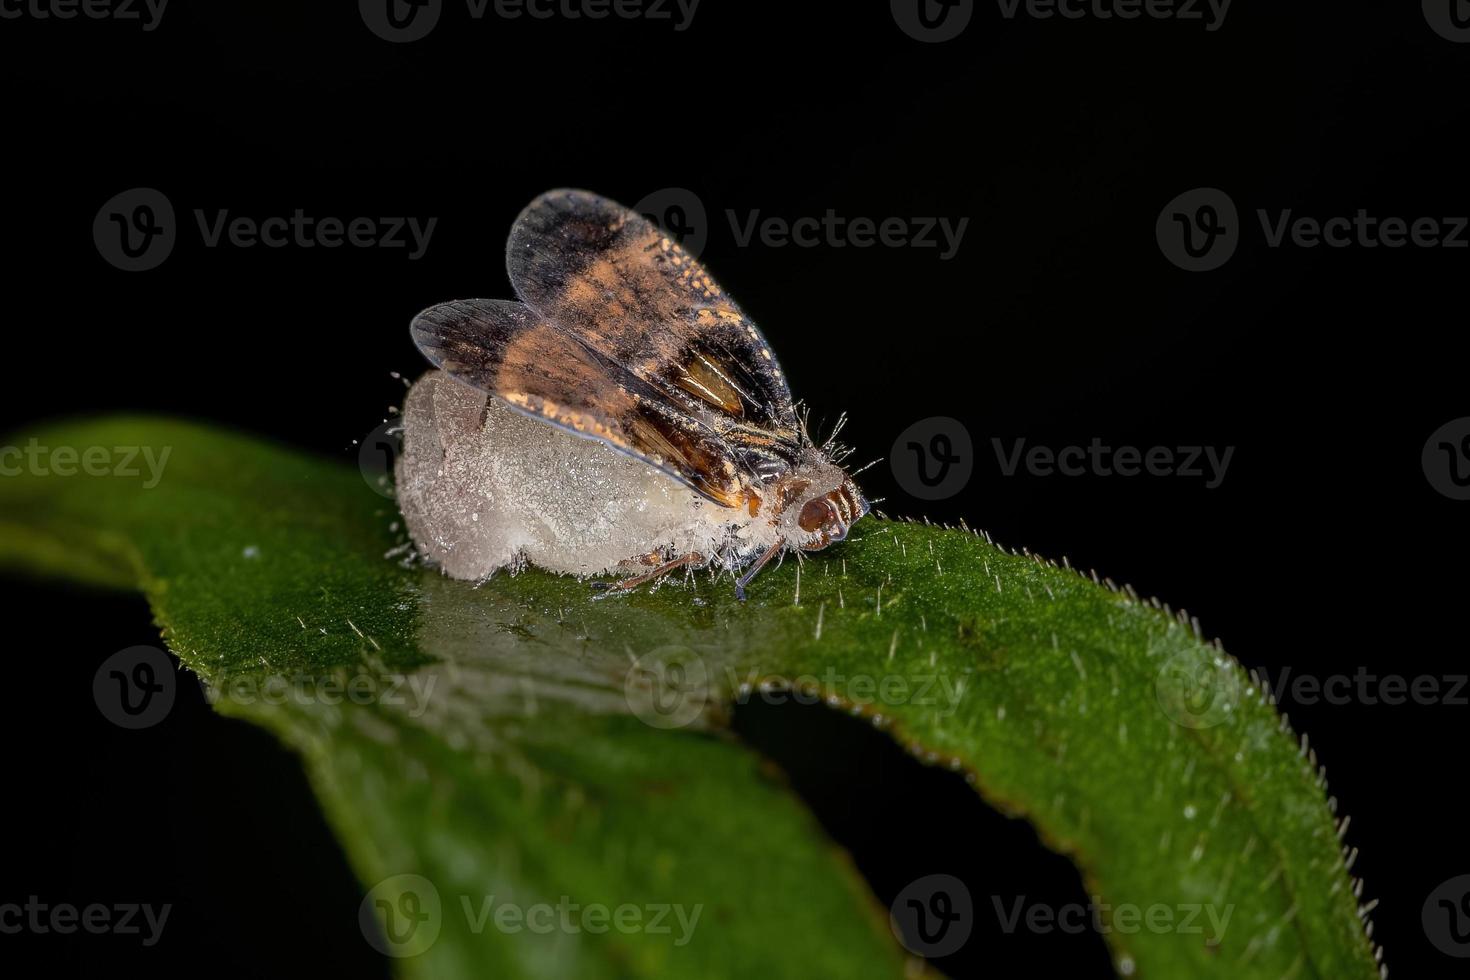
[2,1,1467,977]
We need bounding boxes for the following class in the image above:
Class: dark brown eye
[798,498,834,533]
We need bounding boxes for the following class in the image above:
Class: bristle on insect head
[794,401,813,449]
[822,412,849,451]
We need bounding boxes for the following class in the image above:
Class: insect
[395,189,867,599]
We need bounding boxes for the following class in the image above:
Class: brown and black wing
[505,189,803,481]
[410,299,751,507]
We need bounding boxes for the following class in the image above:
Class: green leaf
[0,417,1380,979]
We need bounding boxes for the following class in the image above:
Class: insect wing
[506,189,802,445]
[410,298,750,507]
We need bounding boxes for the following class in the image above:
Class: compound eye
[798,498,835,533]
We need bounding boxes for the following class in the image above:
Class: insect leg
[615,550,668,574]
[734,539,785,601]
[599,552,706,594]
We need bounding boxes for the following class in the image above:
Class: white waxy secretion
[394,371,785,582]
